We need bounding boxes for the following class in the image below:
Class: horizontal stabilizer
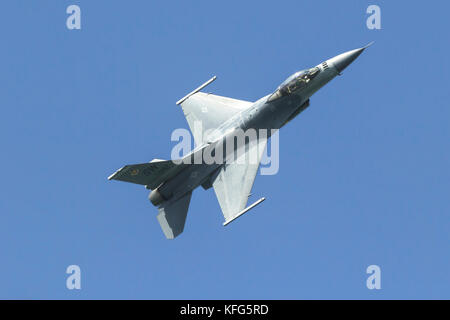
[108,159,184,190]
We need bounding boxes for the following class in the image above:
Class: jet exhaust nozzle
[149,189,165,206]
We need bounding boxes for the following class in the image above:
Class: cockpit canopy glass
[268,67,320,102]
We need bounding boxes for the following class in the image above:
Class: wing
[212,138,267,222]
[180,92,252,145]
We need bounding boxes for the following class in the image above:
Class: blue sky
[1,1,449,299]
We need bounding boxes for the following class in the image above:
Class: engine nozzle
[149,189,165,206]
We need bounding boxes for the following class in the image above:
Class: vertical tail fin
[156,191,192,239]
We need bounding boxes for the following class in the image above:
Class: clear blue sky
[1,1,449,299]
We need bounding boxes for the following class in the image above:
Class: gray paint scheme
[108,45,370,239]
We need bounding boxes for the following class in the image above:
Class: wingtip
[107,166,124,180]
[222,197,266,226]
[176,75,217,105]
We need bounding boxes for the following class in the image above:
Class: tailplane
[108,159,185,190]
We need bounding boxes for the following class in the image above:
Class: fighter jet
[108,44,371,239]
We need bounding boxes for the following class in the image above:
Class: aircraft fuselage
[154,47,366,205]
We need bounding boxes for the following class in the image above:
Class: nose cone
[329,43,371,73]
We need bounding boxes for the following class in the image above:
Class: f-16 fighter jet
[108,44,371,239]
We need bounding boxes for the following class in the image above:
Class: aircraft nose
[328,43,372,73]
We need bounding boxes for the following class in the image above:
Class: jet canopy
[268,67,320,102]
